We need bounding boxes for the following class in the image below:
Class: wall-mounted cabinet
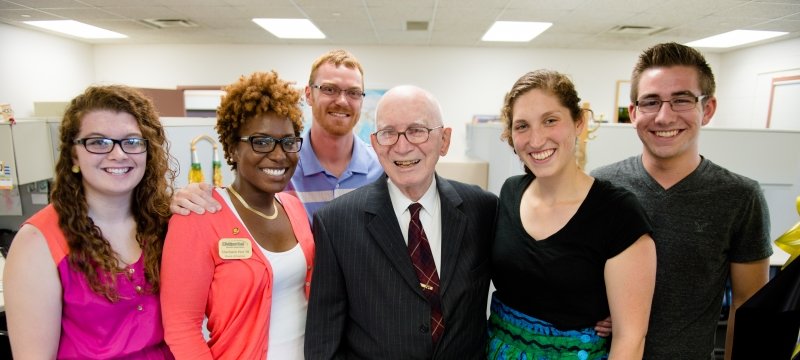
[465,123,524,195]
[0,119,55,186]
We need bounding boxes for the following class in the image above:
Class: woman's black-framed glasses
[73,137,149,154]
[240,135,303,153]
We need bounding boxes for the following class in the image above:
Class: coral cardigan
[160,190,314,360]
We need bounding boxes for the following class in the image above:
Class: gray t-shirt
[592,155,772,360]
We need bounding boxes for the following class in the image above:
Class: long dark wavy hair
[51,85,176,301]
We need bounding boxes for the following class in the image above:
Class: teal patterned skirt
[486,295,609,360]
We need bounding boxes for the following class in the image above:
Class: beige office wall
[0,23,94,119]
[91,44,663,162]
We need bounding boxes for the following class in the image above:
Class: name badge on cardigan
[218,238,253,259]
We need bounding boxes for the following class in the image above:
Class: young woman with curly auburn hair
[4,84,176,359]
[160,71,314,360]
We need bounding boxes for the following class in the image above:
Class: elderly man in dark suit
[304,85,498,359]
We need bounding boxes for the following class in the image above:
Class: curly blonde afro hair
[216,70,303,170]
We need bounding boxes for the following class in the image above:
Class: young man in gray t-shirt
[592,42,772,360]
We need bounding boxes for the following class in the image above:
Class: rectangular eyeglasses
[73,137,148,154]
[373,126,443,146]
[636,95,707,113]
[311,84,365,101]
[240,135,303,153]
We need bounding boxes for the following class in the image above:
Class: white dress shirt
[387,177,442,273]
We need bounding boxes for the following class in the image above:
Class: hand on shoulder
[169,182,221,215]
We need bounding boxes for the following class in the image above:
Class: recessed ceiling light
[252,18,325,39]
[686,30,788,48]
[23,20,126,39]
[481,21,552,42]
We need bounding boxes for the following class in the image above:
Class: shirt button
[128,268,135,274]
[305,281,310,286]
[135,285,143,293]
[137,305,143,311]
[419,325,429,333]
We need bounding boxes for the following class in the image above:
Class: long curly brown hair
[217,71,303,170]
[51,85,176,301]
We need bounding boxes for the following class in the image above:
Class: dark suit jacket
[305,174,498,360]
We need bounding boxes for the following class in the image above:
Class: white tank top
[217,189,307,359]
[261,244,306,360]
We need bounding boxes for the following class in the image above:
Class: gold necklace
[227,186,278,220]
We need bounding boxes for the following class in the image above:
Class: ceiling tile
[747,19,800,32]
[437,0,508,9]
[495,8,570,22]
[301,4,372,21]
[0,1,25,10]
[718,2,800,19]
[506,0,587,11]
[0,8,59,21]
[43,7,125,20]
[83,0,164,6]
[8,0,90,8]
[99,6,183,20]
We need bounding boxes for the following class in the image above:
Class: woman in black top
[487,70,656,359]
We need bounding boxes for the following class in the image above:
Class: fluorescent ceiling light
[686,30,787,48]
[23,20,126,39]
[252,18,325,39]
[482,21,552,42]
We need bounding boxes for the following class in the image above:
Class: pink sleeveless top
[26,205,173,359]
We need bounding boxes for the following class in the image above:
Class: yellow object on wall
[775,196,800,269]
[577,102,599,171]
[189,134,223,187]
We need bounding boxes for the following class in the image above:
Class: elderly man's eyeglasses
[636,95,707,113]
[373,126,443,146]
[74,137,148,154]
[240,135,303,153]
[311,84,365,101]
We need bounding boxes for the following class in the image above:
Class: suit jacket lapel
[436,174,466,297]
[364,175,426,297]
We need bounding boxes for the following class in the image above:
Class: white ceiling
[2,0,800,52]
